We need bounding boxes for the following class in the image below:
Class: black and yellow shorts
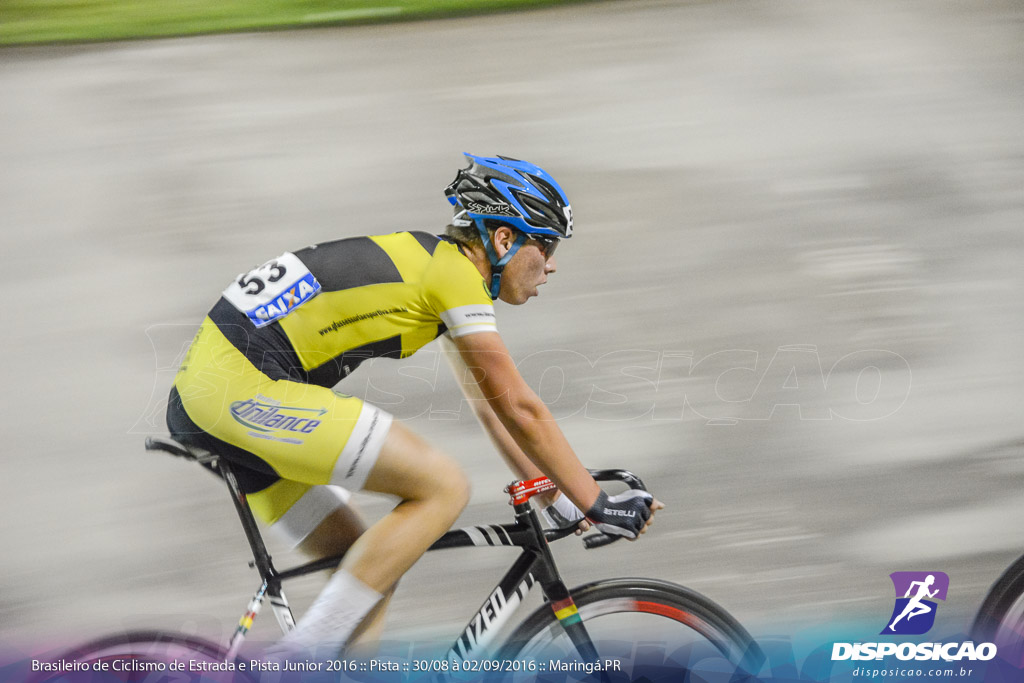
[166,318,393,545]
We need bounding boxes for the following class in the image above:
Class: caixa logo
[831,571,997,662]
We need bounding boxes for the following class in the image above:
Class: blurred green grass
[0,0,575,45]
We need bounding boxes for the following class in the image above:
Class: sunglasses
[527,234,559,258]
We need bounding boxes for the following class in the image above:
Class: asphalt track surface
[2,0,1024,655]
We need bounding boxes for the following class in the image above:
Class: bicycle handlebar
[589,468,647,491]
[583,532,623,550]
[540,468,650,550]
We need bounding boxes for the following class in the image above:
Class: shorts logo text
[230,397,326,436]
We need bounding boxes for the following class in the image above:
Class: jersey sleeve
[423,242,498,338]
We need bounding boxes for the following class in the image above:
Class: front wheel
[500,578,764,679]
[971,553,1024,667]
[34,630,247,682]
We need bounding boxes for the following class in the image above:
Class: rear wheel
[500,578,764,680]
[34,630,245,682]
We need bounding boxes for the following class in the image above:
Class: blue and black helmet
[445,154,573,298]
[445,154,574,238]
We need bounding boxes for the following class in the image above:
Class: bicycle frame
[213,456,604,663]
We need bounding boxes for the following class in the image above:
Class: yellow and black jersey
[166,231,499,530]
[196,231,496,387]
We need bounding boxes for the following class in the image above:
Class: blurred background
[2,0,1023,655]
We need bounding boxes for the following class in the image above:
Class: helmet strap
[476,220,526,300]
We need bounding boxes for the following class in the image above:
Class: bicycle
[40,436,765,680]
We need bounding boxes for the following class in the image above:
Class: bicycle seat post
[217,459,279,582]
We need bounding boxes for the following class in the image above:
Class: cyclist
[165,154,662,654]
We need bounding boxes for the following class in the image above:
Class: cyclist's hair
[445,220,507,250]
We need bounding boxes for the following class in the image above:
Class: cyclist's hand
[585,489,657,539]
[541,493,591,535]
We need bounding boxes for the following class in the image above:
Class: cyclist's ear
[492,226,518,255]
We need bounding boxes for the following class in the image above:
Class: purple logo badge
[881,571,949,635]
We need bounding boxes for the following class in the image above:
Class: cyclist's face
[493,229,558,305]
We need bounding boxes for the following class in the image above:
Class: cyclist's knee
[432,453,471,518]
[364,423,470,514]
[396,446,470,518]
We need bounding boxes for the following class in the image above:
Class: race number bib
[222,252,321,328]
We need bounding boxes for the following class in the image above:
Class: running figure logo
[881,571,949,635]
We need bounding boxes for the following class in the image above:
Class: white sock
[279,569,383,653]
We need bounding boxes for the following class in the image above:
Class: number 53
[237,260,287,295]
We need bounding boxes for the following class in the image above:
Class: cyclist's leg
[203,384,471,596]
[296,500,365,556]
[334,419,471,593]
[187,369,472,598]
[275,420,470,652]
[283,424,469,646]
[209,474,391,648]
[234,464,404,651]
[294,501,395,645]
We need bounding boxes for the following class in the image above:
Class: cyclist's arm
[443,337,583,519]
[441,337,543,481]
[447,331,602,512]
